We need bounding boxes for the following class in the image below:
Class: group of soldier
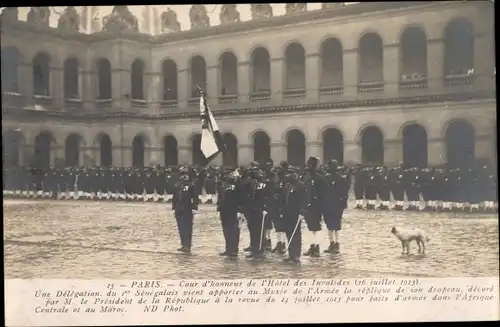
[3,160,497,263]
[3,163,497,214]
[171,157,348,263]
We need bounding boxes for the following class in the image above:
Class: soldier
[479,165,496,212]
[172,166,199,253]
[353,165,365,209]
[364,167,377,210]
[269,161,288,254]
[281,166,307,263]
[216,169,244,257]
[242,163,268,259]
[165,168,176,202]
[376,166,391,210]
[322,160,348,254]
[144,167,155,202]
[469,167,481,213]
[403,167,419,211]
[261,159,275,251]
[302,156,325,257]
[205,168,217,204]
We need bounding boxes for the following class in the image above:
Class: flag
[199,93,224,163]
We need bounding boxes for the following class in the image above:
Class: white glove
[299,214,305,220]
[263,210,268,216]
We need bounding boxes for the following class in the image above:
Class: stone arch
[190,55,206,97]
[96,132,113,167]
[2,129,25,167]
[34,131,55,168]
[358,32,384,84]
[33,52,51,96]
[64,133,83,167]
[444,19,474,76]
[250,46,271,95]
[252,130,271,163]
[1,47,21,93]
[402,123,428,168]
[400,26,427,82]
[131,59,145,100]
[191,133,203,166]
[132,134,146,168]
[320,37,343,87]
[162,59,178,101]
[284,42,306,90]
[360,125,384,165]
[97,58,112,100]
[445,119,475,168]
[222,133,238,167]
[322,128,344,165]
[163,134,178,166]
[63,57,79,99]
[219,51,238,96]
[286,129,306,167]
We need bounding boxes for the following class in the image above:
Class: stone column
[19,62,33,101]
[271,143,286,163]
[177,69,188,110]
[342,50,358,98]
[238,62,250,103]
[344,141,360,166]
[306,141,321,162]
[206,66,218,106]
[475,136,494,162]
[474,35,495,91]
[81,68,92,111]
[383,45,399,98]
[384,139,401,166]
[52,67,63,109]
[148,72,162,113]
[238,144,253,166]
[305,54,320,102]
[427,40,444,92]
[178,146,191,165]
[121,147,132,167]
[270,58,283,104]
[111,66,131,111]
[427,138,446,166]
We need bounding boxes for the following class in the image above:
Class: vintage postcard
[2,3,498,326]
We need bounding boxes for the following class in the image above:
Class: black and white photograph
[2,2,498,285]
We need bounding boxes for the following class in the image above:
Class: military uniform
[353,166,366,209]
[242,166,268,258]
[322,162,348,254]
[302,157,324,257]
[281,166,307,263]
[172,167,199,253]
[216,171,243,257]
[376,167,391,210]
[364,167,378,210]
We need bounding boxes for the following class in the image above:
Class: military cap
[287,166,300,174]
[265,158,274,166]
[307,156,320,169]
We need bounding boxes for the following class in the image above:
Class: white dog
[391,226,430,255]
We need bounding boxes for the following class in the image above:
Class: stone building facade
[1,2,496,168]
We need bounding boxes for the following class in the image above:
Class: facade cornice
[2,91,495,124]
[0,2,450,46]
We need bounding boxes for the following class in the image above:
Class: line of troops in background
[2,162,498,213]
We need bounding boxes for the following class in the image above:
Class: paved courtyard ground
[4,199,499,279]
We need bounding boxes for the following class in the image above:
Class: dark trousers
[175,211,194,249]
[392,185,405,201]
[285,215,302,258]
[406,186,420,201]
[378,187,391,201]
[272,213,286,233]
[247,210,264,254]
[220,212,240,253]
[305,204,322,232]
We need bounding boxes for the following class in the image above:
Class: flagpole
[197,85,237,169]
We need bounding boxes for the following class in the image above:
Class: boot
[310,245,320,257]
[244,246,252,252]
[264,239,272,251]
[278,242,287,254]
[355,204,363,210]
[272,242,282,253]
[333,242,340,254]
[219,250,229,256]
[303,244,314,256]
[324,242,335,253]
